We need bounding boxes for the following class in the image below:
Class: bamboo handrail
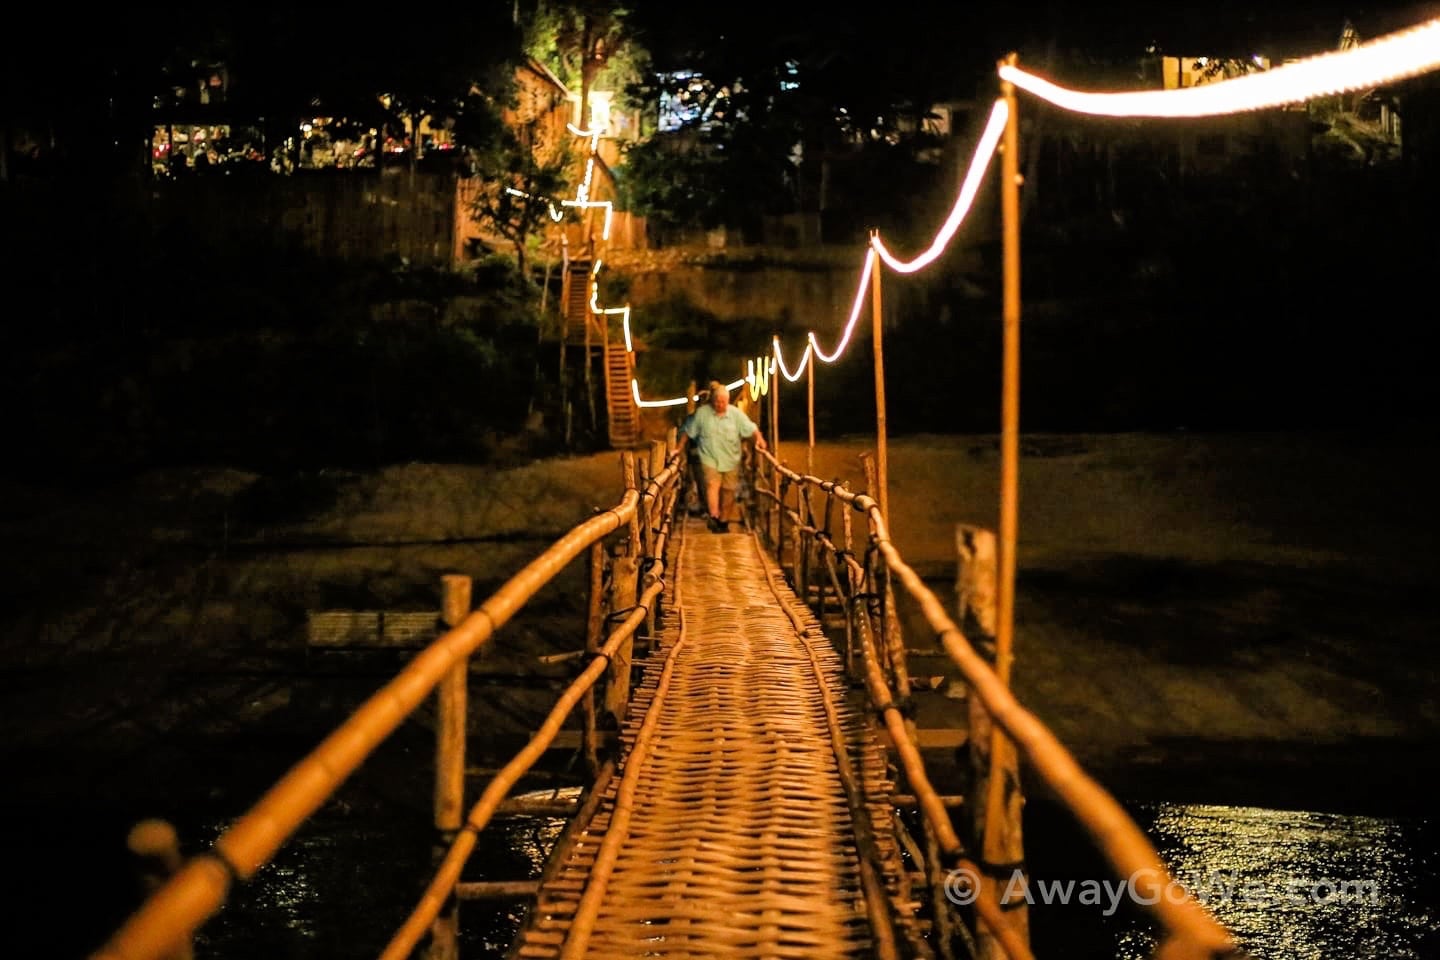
[379,462,681,960]
[94,457,683,960]
[753,448,1238,957]
[380,571,672,960]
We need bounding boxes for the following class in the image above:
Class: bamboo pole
[435,575,472,832]
[807,348,815,479]
[606,452,641,726]
[840,482,856,678]
[126,821,191,960]
[769,364,780,465]
[430,574,472,960]
[582,541,605,778]
[869,241,890,528]
[975,54,1031,960]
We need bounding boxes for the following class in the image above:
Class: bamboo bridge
[91,439,1248,960]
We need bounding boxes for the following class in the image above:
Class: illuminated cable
[1000,17,1440,117]
[745,356,773,398]
[632,377,746,409]
[561,199,614,240]
[773,336,812,382]
[810,247,877,363]
[872,99,1009,273]
[633,379,689,408]
[503,186,564,221]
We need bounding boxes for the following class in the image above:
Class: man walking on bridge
[682,381,767,533]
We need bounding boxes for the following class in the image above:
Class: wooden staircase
[560,257,596,345]
[603,342,641,448]
[559,250,641,449]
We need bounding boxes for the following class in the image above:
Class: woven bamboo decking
[513,517,924,959]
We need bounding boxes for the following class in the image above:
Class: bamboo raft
[512,515,925,958]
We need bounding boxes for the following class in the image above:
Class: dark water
[1024,796,1440,960]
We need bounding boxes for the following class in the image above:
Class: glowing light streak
[503,186,564,221]
[773,336,812,383]
[633,379,690,408]
[999,17,1440,117]
[587,278,634,350]
[810,247,877,363]
[871,99,1009,273]
[560,199,614,240]
[631,378,745,408]
[745,356,774,398]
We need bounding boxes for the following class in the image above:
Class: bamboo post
[582,540,605,779]
[126,821,192,960]
[430,573,472,960]
[991,54,1031,953]
[607,453,641,727]
[788,480,800,585]
[869,240,890,529]
[778,474,792,579]
[820,487,836,620]
[798,485,813,609]
[996,54,1023,690]
[859,453,895,683]
[840,481,856,678]
[807,348,816,480]
[961,538,1028,957]
[683,381,701,516]
[769,365,780,465]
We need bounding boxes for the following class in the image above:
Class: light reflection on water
[1111,803,1439,960]
[189,792,1437,958]
[191,787,579,958]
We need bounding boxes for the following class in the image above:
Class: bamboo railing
[93,441,685,960]
[746,447,1242,960]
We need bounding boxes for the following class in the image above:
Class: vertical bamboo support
[770,366,780,464]
[869,242,890,529]
[997,51,1022,694]
[859,453,895,683]
[840,482,856,678]
[644,439,666,639]
[821,487,836,620]
[768,455,780,550]
[986,63,1035,944]
[582,540,605,779]
[923,815,960,960]
[790,480,803,589]
[783,474,794,578]
[798,486,814,609]
[606,452,641,727]
[431,573,472,960]
[807,350,816,480]
[127,821,192,960]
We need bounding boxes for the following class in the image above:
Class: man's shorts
[701,463,739,493]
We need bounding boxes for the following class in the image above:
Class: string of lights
[581,15,1440,411]
[1000,17,1440,117]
